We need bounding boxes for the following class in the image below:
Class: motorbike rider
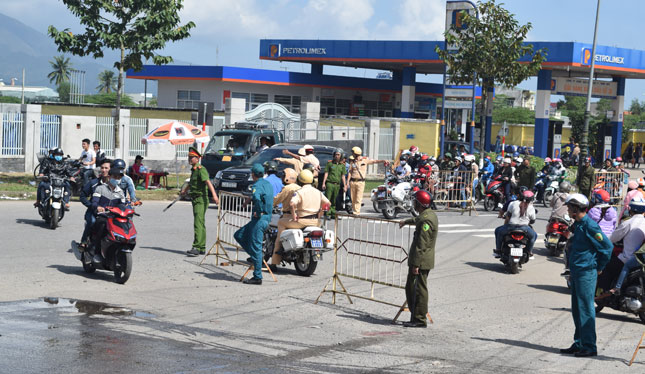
[587,189,617,237]
[596,195,645,299]
[395,154,412,178]
[270,168,302,269]
[549,181,571,222]
[79,158,111,247]
[112,159,138,203]
[552,158,568,183]
[559,194,612,357]
[606,196,645,297]
[601,158,616,171]
[35,147,74,210]
[494,190,537,260]
[79,138,96,186]
[408,146,420,170]
[439,152,454,171]
[618,180,641,222]
[515,157,536,193]
[263,160,284,197]
[499,158,514,204]
[480,156,494,188]
[88,166,127,263]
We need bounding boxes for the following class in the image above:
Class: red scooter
[72,205,138,284]
[483,175,505,211]
[544,217,571,256]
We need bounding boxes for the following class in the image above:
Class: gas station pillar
[533,69,552,158]
[400,67,416,118]
[610,76,625,157]
[484,85,494,151]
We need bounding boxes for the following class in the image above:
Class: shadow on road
[15,218,48,228]
[525,283,570,295]
[140,246,186,255]
[47,264,113,281]
[464,261,508,274]
[471,337,628,364]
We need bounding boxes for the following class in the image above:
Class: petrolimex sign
[550,77,618,99]
[581,48,625,65]
[269,43,327,58]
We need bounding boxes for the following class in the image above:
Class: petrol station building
[128,39,645,158]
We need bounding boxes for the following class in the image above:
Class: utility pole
[578,0,601,176]
[21,68,25,104]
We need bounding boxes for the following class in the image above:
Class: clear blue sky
[2,0,644,106]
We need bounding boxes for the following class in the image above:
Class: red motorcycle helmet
[414,190,432,208]
[592,189,611,205]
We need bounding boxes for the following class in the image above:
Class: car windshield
[243,148,295,166]
[204,133,250,155]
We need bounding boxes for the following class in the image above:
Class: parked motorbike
[496,228,532,274]
[374,172,420,219]
[544,216,571,256]
[263,210,334,276]
[595,254,645,323]
[71,204,138,284]
[37,173,71,229]
[483,175,505,211]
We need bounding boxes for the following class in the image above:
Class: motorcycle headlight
[113,233,126,241]
[52,188,63,198]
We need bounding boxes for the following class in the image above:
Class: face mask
[54,155,63,162]
[109,178,121,187]
[429,161,435,165]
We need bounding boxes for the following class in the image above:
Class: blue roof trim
[127,64,483,96]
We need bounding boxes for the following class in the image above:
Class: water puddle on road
[42,297,156,318]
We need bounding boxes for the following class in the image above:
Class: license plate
[547,236,559,244]
[221,182,237,188]
[311,238,323,248]
[510,247,523,257]
[222,156,232,162]
[378,192,385,198]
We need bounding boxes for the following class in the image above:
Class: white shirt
[610,214,645,263]
[395,164,411,177]
[81,149,96,169]
[506,201,536,226]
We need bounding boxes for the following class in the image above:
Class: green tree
[48,0,195,156]
[493,107,535,124]
[0,96,21,103]
[57,81,70,103]
[436,0,547,154]
[96,70,117,93]
[85,93,137,106]
[47,55,73,86]
[629,98,644,115]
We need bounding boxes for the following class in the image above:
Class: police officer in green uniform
[322,149,347,218]
[234,164,274,284]
[399,190,439,327]
[182,147,218,257]
[559,193,612,357]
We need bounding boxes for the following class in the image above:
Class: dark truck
[212,143,337,195]
[201,123,284,178]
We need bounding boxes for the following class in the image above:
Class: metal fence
[594,171,626,207]
[95,117,115,157]
[40,115,61,155]
[315,214,431,323]
[1,112,25,156]
[200,191,276,281]
[429,170,476,213]
[129,118,147,157]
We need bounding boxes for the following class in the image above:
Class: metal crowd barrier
[200,191,276,282]
[593,171,626,208]
[429,170,477,215]
[315,213,433,323]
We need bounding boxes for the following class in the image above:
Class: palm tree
[47,55,72,86]
[96,70,117,94]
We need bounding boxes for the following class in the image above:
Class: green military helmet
[303,163,315,173]
[263,160,278,173]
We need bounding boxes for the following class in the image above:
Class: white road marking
[473,234,496,238]
[440,228,494,233]
[438,224,473,228]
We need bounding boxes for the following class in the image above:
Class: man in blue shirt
[113,159,138,202]
[559,193,613,358]
[79,158,111,246]
[263,160,283,197]
[234,163,274,284]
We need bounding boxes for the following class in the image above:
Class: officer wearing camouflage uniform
[182,147,218,257]
[399,190,439,328]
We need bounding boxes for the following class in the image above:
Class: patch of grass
[0,173,37,199]
[365,179,382,192]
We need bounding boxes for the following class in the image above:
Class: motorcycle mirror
[322,202,331,212]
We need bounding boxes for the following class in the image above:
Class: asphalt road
[1,200,644,373]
